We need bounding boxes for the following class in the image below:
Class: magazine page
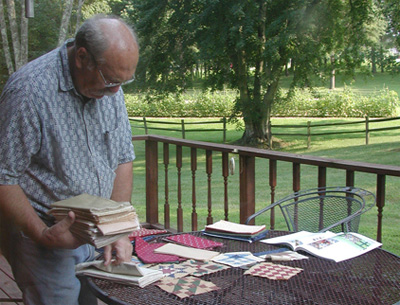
[205,220,266,235]
[297,232,382,262]
[260,231,336,250]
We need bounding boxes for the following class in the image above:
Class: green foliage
[124,87,400,118]
[125,90,236,117]
[272,87,400,117]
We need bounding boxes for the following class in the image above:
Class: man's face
[77,45,139,100]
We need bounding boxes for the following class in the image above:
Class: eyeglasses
[98,68,135,88]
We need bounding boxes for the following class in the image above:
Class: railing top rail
[132,135,400,177]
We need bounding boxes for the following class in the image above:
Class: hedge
[124,87,400,118]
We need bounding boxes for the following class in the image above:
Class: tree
[125,1,378,146]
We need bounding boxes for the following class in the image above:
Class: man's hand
[103,235,133,266]
[40,211,82,249]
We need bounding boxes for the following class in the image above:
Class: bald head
[75,15,139,66]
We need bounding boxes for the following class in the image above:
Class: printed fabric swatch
[244,262,303,280]
[149,263,197,279]
[212,252,264,267]
[180,260,230,277]
[134,237,185,264]
[166,234,224,249]
[128,228,168,241]
[156,276,219,299]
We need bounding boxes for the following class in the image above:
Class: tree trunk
[371,46,376,74]
[75,0,85,34]
[20,0,28,65]
[6,0,22,70]
[0,0,14,74]
[58,0,74,46]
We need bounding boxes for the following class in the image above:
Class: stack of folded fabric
[48,193,140,248]
[202,220,268,243]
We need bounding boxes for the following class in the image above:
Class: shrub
[124,87,400,118]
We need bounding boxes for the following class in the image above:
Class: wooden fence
[268,116,400,148]
[130,117,227,142]
[130,116,400,148]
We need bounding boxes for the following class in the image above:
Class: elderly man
[0,15,138,304]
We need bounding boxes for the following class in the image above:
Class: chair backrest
[246,186,375,233]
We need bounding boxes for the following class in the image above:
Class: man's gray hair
[75,14,138,65]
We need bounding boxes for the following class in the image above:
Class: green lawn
[129,72,400,256]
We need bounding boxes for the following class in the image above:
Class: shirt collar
[59,38,76,92]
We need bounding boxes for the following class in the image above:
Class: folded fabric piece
[166,233,224,249]
[212,252,264,267]
[135,237,185,264]
[156,276,219,299]
[149,263,197,279]
[128,228,168,241]
[244,262,303,280]
[75,260,164,288]
[154,243,220,261]
[180,260,230,277]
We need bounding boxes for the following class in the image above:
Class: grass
[128,72,400,256]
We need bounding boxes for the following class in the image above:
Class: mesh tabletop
[86,231,400,305]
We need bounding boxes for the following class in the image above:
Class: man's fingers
[52,210,75,234]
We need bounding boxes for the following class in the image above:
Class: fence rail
[130,116,400,148]
[269,116,400,148]
[130,117,227,142]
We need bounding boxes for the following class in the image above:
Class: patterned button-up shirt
[0,39,135,224]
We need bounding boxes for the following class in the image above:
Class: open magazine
[260,231,382,262]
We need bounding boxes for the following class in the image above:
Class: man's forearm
[110,161,133,202]
[0,184,47,243]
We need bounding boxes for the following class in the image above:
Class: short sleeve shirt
[0,39,135,224]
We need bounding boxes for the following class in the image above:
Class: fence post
[307,121,311,149]
[143,117,148,134]
[268,121,272,149]
[365,116,369,145]
[222,117,227,143]
[181,119,185,139]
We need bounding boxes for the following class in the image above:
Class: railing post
[239,154,256,224]
[176,145,183,232]
[146,140,158,225]
[206,150,213,225]
[365,116,369,145]
[376,175,386,243]
[269,159,277,230]
[163,143,170,229]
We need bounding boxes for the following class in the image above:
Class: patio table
[84,231,400,305]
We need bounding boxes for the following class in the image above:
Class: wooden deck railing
[132,135,400,243]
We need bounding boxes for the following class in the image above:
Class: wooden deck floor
[0,253,106,305]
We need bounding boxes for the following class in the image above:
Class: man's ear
[75,47,91,69]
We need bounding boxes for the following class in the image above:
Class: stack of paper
[203,220,268,243]
[48,194,140,248]
[75,260,164,288]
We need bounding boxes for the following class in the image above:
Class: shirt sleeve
[0,86,41,185]
[117,92,135,165]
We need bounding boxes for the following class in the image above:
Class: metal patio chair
[245,186,375,233]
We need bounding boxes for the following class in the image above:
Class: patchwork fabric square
[128,228,168,241]
[181,260,230,277]
[212,252,264,267]
[156,276,219,299]
[244,262,303,280]
[166,234,224,249]
[150,263,197,279]
[135,237,185,264]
